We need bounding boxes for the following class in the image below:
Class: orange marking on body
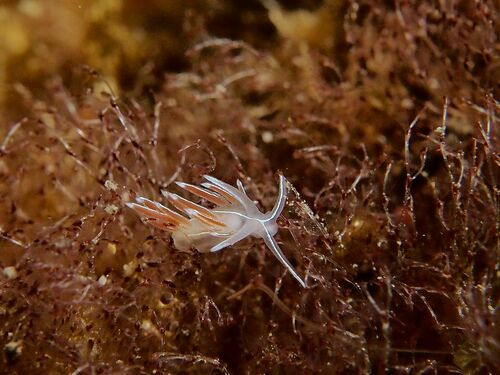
[165,193,218,221]
[177,182,228,206]
[202,183,239,205]
[139,198,188,223]
[130,203,187,226]
[192,212,227,228]
[145,218,175,231]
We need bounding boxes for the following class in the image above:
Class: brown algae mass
[0,1,498,374]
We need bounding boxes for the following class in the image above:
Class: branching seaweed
[0,1,498,374]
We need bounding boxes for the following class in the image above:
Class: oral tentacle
[261,227,306,288]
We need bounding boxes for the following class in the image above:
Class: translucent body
[127,175,306,287]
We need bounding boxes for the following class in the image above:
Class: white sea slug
[126,175,306,287]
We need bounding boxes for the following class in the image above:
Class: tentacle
[261,228,306,288]
[236,179,246,192]
[267,174,287,221]
[236,179,255,203]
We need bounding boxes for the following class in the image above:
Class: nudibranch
[126,175,306,287]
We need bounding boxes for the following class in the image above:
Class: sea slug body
[127,174,306,287]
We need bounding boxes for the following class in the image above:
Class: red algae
[0,1,498,374]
